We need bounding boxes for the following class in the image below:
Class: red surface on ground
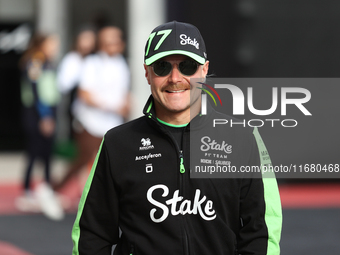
[279,183,340,208]
[0,241,34,255]
[0,182,25,215]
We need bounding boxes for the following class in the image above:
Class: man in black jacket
[72,21,282,255]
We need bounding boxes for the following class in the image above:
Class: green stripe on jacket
[71,138,105,255]
[253,127,282,255]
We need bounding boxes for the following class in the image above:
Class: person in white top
[54,26,131,191]
[57,27,96,137]
[57,27,96,94]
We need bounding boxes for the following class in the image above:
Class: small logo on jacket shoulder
[140,138,154,150]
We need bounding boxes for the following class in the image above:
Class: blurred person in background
[16,33,64,220]
[56,26,96,194]
[57,25,96,137]
[53,26,131,192]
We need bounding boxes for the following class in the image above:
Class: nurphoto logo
[196,79,312,128]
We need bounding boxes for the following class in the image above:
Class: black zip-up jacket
[72,96,282,255]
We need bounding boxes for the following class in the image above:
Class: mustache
[163,84,191,91]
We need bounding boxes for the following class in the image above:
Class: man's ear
[202,60,209,77]
[144,64,151,85]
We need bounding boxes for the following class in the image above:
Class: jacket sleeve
[237,127,282,255]
[72,138,120,255]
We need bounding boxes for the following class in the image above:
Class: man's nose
[168,65,182,83]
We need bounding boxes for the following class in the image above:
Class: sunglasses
[152,59,200,77]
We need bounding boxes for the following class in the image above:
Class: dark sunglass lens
[179,60,198,76]
[153,61,172,76]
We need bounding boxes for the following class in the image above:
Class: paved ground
[0,214,75,255]
[281,208,340,255]
[0,153,339,255]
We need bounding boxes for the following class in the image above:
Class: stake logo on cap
[144,21,207,65]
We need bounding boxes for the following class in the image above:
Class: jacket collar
[143,95,157,120]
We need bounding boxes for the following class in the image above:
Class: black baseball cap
[144,21,207,65]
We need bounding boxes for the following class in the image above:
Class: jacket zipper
[149,111,186,175]
[179,129,190,254]
[148,112,190,254]
[178,148,190,255]
[179,150,185,173]
[161,122,190,254]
